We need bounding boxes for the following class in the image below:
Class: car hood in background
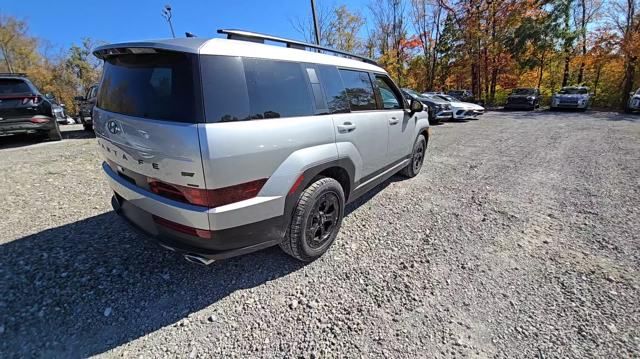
[449,101,484,110]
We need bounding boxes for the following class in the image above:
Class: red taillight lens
[21,96,41,105]
[30,116,50,124]
[152,215,212,239]
[147,178,267,208]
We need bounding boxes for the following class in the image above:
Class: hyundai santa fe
[93,30,430,264]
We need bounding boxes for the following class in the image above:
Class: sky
[1,0,370,52]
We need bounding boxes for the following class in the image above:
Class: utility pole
[162,4,176,38]
[311,0,320,45]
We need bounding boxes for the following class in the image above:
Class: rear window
[97,52,202,123]
[0,79,31,95]
[200,56,315,122]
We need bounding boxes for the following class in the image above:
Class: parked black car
[447,89,474,103]
[0,73,62,141]
[402,88,453,123]
[75,84,98,131]
[505,88,541,110]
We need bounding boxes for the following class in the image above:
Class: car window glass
[201,56,315,122]
[97,52,201,123]
[374,76,402,110]
[244,58,314,119]
[338,69,377,111]
[0,79,31,94]
[316,65,350,114]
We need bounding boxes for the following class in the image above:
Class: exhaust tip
[184,253,215,266]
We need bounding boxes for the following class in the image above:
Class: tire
[47,124,62,141]
[83,122,93,131]
[280,177,345,262]
[400,134,427,178]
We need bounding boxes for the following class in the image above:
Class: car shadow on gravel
[0,175,402,357]
[0,212,305,357]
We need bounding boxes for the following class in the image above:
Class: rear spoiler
[93,38,207,59]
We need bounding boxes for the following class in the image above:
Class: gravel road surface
[1,112,639,358]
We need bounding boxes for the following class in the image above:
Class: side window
[201,56,315,122]
[317,65,350,114]
[201,55,250,122]
[244,58,314,119]
[338,69,377,111]
[374,75,403,110]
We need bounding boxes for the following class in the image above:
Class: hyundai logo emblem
[107,120,121,135]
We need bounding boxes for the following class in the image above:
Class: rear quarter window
[97,52,202,123]
[201,56,315,122]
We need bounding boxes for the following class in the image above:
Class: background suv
[505,88,541,110]
[92,31,430,264]
[626,88,640,113]
[551,86,593,111]
[75,84,98,131]
[402,89,452,123]
[0,73,62,141]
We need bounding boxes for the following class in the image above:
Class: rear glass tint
[97,52,202,123]
[201,56,315,122]
[338,69,377,111]
[0,79,31,95]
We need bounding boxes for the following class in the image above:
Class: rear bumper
[453,109,484,119]
[551,103,587,109]
[505,102,535,109]
[111,194,283,260]
[434,111,453,120]
[102,162,286,259]
[0,116,55,135]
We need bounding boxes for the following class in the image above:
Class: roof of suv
[93,37,386,74]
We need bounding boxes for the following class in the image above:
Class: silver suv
[92,30,430,264]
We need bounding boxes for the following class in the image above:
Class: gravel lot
[1,111,639,358]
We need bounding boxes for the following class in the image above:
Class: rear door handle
[388,117,400,125]
[337,122,356,133]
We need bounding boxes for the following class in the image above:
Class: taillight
[21,96,42,105]
[147,178,267,208]
[152,215,212,239]
[30,116,50,124]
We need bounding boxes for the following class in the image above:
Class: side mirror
[74,96,85,101]
[44,93,54,100]
[409,99,424,113]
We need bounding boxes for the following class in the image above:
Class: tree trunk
[428,7,442,91]
[537,50,546,89]
[593,64,601,97]
[576,0,587,84]
[621,56,637,109]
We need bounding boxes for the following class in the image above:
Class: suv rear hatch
[93,49,208,206]
[0,78,42,121]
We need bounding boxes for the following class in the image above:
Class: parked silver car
[550,86,593,111]
[92,30,430,264]
[626,88,640,113]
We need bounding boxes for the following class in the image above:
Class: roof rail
[217,29,379,66]
[0,72,28,77]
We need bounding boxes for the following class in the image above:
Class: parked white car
[550,86,593,111]
[427,93,485,120]
[626,88,640,113]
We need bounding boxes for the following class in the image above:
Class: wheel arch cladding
[316,166,352,202]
